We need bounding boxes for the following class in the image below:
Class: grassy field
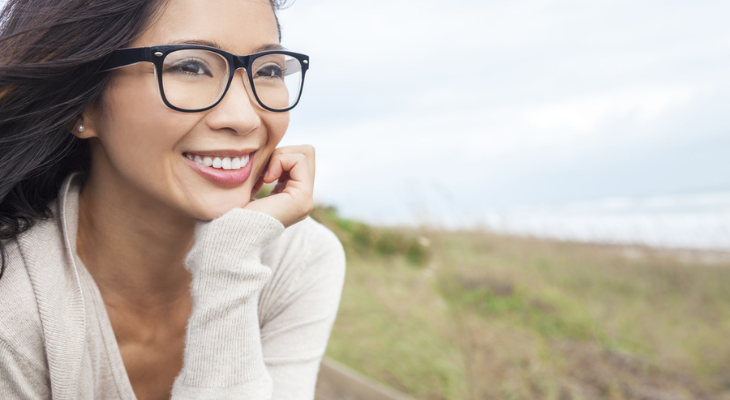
[311,206,730,400]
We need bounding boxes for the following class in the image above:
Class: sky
[276,0,730,227]
[2,0,728,237]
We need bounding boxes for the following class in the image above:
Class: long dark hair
[0,0,286,280]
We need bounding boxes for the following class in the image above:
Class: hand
[244,145,315,228]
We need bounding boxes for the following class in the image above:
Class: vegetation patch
[312,206,730,400]
[311,205,431,267]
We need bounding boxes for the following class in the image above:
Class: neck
[76,162,196,312]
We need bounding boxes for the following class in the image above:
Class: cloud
[5,0,729,232]
[277,0,730,243]
[526,86,698,134]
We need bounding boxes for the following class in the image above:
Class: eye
[165,58,213,77]
[254,64,284,79]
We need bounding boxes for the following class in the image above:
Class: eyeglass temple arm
[101,47,151,71]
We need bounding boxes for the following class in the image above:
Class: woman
[0,0,345,399]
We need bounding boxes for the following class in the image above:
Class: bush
[310,205,431,267]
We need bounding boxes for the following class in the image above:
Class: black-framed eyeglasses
[102,45,309,113]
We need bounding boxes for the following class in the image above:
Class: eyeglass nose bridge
[231,54,251,70]
[217,54,263,103]
[221,55,263,110]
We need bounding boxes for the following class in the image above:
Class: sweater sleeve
[171,208,285,400]
[259,219,346,400]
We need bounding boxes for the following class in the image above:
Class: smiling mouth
[183,152,251,171]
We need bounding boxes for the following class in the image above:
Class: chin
[190,195,251,221]
[174,177,255,221]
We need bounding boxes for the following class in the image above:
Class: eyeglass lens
[160,49,303,111]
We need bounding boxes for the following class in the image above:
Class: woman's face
[87,0,288,220]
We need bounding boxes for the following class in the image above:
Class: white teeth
[187,153,250,170]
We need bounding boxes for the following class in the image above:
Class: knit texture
[0,173,346,400]
[174,209,284,396]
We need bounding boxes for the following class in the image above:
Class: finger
[263,157,283,184]
[250,175,265,200]
[243,147,315,228]
[270,171,289,195]
[267,145,315,182]
[265,152,307,184]
[270,153,310,187]
[258,156,272,183]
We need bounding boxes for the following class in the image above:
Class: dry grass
[312,207,730,400]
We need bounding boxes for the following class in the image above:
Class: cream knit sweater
[0,173,346,399]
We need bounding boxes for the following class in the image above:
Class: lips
[183,151,256,186]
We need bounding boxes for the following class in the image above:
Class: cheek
[253,113,289,177]
[96,76,198,197]
[102,95,172,168]
[264,112,290,148]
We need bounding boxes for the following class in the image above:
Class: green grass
[311,206,730,400]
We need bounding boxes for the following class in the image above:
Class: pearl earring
[76,125,85,133]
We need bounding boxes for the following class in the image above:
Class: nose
[204,68,260,135]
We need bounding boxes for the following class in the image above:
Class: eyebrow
[253,43,285,52]
[169,39,285,53]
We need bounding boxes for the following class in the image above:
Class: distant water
[470,191,730,250]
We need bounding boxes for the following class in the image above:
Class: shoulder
[258,217,346,321]
[263,216,345,279]
[0,239,47,372]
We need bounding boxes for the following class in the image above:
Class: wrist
[185,208,284,275]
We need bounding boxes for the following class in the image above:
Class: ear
[71,106,101,139]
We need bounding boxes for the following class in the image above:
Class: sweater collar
[17,172,89,400]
